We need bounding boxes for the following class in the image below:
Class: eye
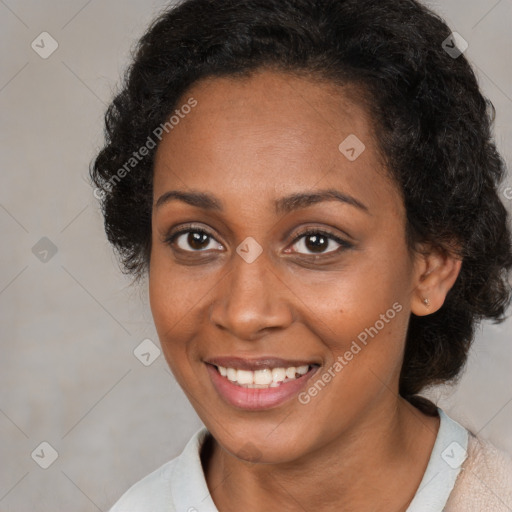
[166,226,223,252]
[287,229,352,255]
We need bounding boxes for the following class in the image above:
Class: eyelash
[164,224,353,256]
[290,228,353,254]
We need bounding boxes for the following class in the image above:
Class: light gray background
[1,1,511,511]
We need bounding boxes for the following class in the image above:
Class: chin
[211,422,315,465]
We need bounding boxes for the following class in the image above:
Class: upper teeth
[217,365,310,388]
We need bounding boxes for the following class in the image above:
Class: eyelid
[292,226,348,242]
[165,223,224,249]
[287,227,353,254]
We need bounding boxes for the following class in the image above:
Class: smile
[215,364,312,388]
[205,357,320,410]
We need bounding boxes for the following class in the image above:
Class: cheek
[297,289,408,432]
[287,247,411,397]
[148,246,204,330]
[148,249,215,377]
[290,257,407,343]
[148,276,193,387]
[148,251,188,361]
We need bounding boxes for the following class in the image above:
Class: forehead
[153,69,401,218]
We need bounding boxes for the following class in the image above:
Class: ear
[411,245,462,316]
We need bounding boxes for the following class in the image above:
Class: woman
[90,0,512,510]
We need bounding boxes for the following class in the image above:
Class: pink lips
[205,358,319,411]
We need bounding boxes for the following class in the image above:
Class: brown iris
[188,231,210,250]
[304,234,328,253]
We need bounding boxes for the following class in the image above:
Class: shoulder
[445,432,512,511]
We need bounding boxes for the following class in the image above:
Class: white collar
[170,427,218,512]
[406,407,468,511]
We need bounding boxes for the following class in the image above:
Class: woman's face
[149,70,421,463]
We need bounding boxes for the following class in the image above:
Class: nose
[209,251,294,341]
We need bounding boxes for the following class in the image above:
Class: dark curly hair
[89,0,512,409]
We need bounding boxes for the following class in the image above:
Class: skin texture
[149,69,462,512]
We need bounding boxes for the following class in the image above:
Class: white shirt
[109,407,468,512]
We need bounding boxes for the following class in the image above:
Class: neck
[202,397,440,512]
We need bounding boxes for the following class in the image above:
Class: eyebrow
[155,190,222,211]
[275,189,369,215]
[154,188,370,214]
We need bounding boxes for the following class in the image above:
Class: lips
[204,356,320,410]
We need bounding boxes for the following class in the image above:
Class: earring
[422,297,431,308]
